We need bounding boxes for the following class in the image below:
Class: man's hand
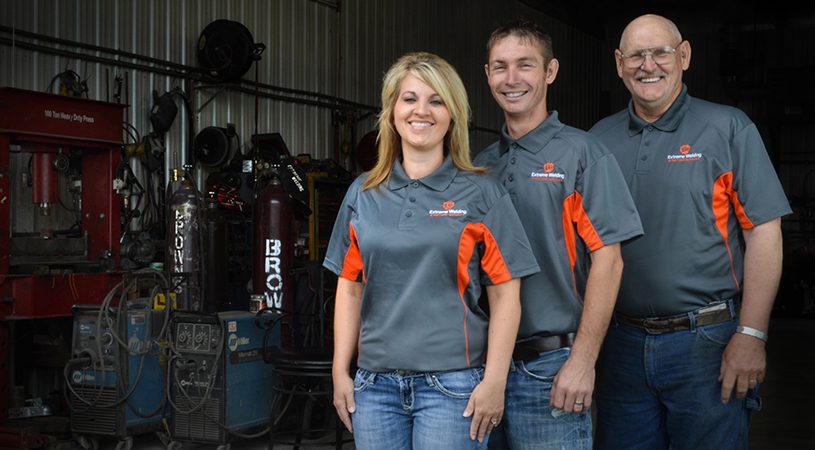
[719,332,766,403]
[550,353,595,413]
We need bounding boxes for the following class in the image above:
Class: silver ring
[574,401,584,406]
[490,418,499,426]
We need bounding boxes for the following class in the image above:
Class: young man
[476,20,643,449]
[589,14,791,449]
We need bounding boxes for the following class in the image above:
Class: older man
[589,14,791,450]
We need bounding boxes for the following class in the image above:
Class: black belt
[512,333,575,361]
[616,302,738,335]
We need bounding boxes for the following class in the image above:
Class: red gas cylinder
[253,176,294,313]
[31,152,58,215]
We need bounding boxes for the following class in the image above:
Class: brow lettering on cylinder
[264,239,283,308]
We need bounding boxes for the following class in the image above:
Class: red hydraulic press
[0,88,125,421]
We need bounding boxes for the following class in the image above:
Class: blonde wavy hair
[363,52,483,190]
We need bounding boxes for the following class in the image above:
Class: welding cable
[122,122,140,144]
[93,280,131,399]
[63,280,126,411]
[125,340,167,418]
[88,275,157,409]
[62,353,108,413]
[200,312,298,438]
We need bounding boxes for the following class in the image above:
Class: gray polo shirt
[475,112,643,339]
[323,155,539,372]
[590,85,792,317]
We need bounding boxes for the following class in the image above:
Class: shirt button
[646,126,653,132]
[409,197,416,203]
[405,211,413,217]
[511,143,518,149]
[508,175,514,182]
[510,157,516,164]
[640,155,648,161]
[411,181,419,188]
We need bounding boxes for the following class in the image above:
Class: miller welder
[167,311,278,449]
[66,302,166,450]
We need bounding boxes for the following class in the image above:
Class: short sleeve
[479,191,540,285]
[730,122,792,227]
[577,150,644,249]
[322,177,364,282]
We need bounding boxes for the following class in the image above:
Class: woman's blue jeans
[351,367,489,450]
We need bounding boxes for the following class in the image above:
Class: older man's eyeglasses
[618,44,680,69]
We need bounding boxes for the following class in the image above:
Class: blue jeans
[595,316,762,450]
[488,347,591,450]
[351,367,489,450]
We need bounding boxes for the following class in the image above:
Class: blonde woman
[324,52,539,449]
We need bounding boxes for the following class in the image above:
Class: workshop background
[0,0,813,449]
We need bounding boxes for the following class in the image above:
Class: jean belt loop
[727,298,737,319]
[688,310,697,333]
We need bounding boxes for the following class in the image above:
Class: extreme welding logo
[531,162,565,182]
[429,200,466,217]
[667,144,702,162]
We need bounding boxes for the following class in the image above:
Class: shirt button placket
[636,127,654,172]
[398,183,420,229]
[506,145,518,187]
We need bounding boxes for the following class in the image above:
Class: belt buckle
[642,319,666,335]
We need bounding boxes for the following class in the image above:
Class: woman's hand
[463,376,506,443]
[333,372,356,432]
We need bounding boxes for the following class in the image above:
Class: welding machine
[167,310,279,449]
[66,302,166,450]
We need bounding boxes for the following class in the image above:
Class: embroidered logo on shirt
[667,144,702,163]
[530,162,565,182]
[429,200,467,217]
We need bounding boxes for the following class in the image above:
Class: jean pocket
[353,368,377,393]
[697,320,737,347]
[519,347,569,382]
[746,388,763,412]
[430,367,483,399]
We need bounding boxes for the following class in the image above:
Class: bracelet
[736,325,768,343]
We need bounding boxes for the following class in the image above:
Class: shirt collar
[498,111,565,155]
[627,84,690,135]
[387,153,458,191]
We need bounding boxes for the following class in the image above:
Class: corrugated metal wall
[0,0,602,168]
